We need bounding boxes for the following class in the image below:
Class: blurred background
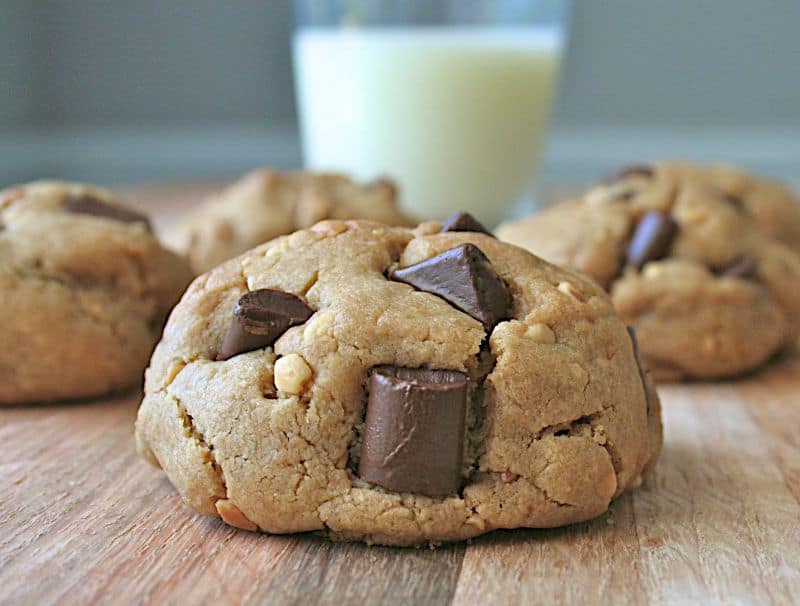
[2,0,799,188]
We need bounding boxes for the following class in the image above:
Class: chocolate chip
[64,195,152,230]
[216,289,314,361]
[626,326,643,368]
[722,193,745,211]
[626,326,651,415]
[613,190,638,202]
[603,164,654,184]
[440,211,493,236]
[718,254,757,280]
[358,366,467,496]
[626,212,678,269]
[393,244,511,328]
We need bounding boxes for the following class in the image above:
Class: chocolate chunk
[358,366,467,496]
[217,289,314,361]
[440,211,493,236]
[64,195,152,230]
[626,326,644,369]
[613,190,638,202]
[719,255,757,280]
[626,326,651,414]
[626,212,678,269]
[393,244,511,328]
[722,193,745,211]
[603,164,654,184]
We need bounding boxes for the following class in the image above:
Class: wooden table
[2,186,800,605]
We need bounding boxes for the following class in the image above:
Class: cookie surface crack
[463,342,497,487]
[529,473,575,509]
[298,270,319,297]
[171,391,228,499]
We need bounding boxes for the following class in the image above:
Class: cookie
[0,181,193,404]
[685,162,800,253]
[496,162,800,380]
[135,217,661,546]
[176,169,414,273]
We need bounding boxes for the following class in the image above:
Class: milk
[293,27,563,225]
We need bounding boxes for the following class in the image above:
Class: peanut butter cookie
[136,214,661,546]
[497,163,800,380]
[176,169,414,273]
[0,181,193,403]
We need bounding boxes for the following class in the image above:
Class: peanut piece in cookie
[274,354,313,394]
[216,499,258,532]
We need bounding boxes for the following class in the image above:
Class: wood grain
[1,187,799,605]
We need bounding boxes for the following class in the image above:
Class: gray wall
[30,1,294,126]
[0,1,296,129]
[0,2,36,124]
[560,1,800,127]
[1,1,799,185]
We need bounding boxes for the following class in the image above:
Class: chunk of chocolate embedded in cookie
[64,194,152,230]
[718,255,757,280]
[626,326,643,367]
[440,211,493,236]
[217,289,314,360]
[721,193,745,212]
[358,366,467,497]
[626,212,678,269]
[392,244,511,328]
[603,164,654,184]
[612,190,638,203]
[626,326,651,414]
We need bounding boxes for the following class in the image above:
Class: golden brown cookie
[176,169,414,273]
[0,181,193,404]
[687,162,800,253]
[496,162,800,381]
[136,218,661,546]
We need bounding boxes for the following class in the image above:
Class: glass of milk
[292,0,570,226]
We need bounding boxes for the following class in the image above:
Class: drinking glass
[292,0,571,226]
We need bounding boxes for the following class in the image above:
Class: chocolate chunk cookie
[136,219,661,546]
[175,169,414,273]
[496,162,800,380]
[0,181,193,403]
[691,162,800,253]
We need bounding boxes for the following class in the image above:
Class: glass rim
[292,0,572,29]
